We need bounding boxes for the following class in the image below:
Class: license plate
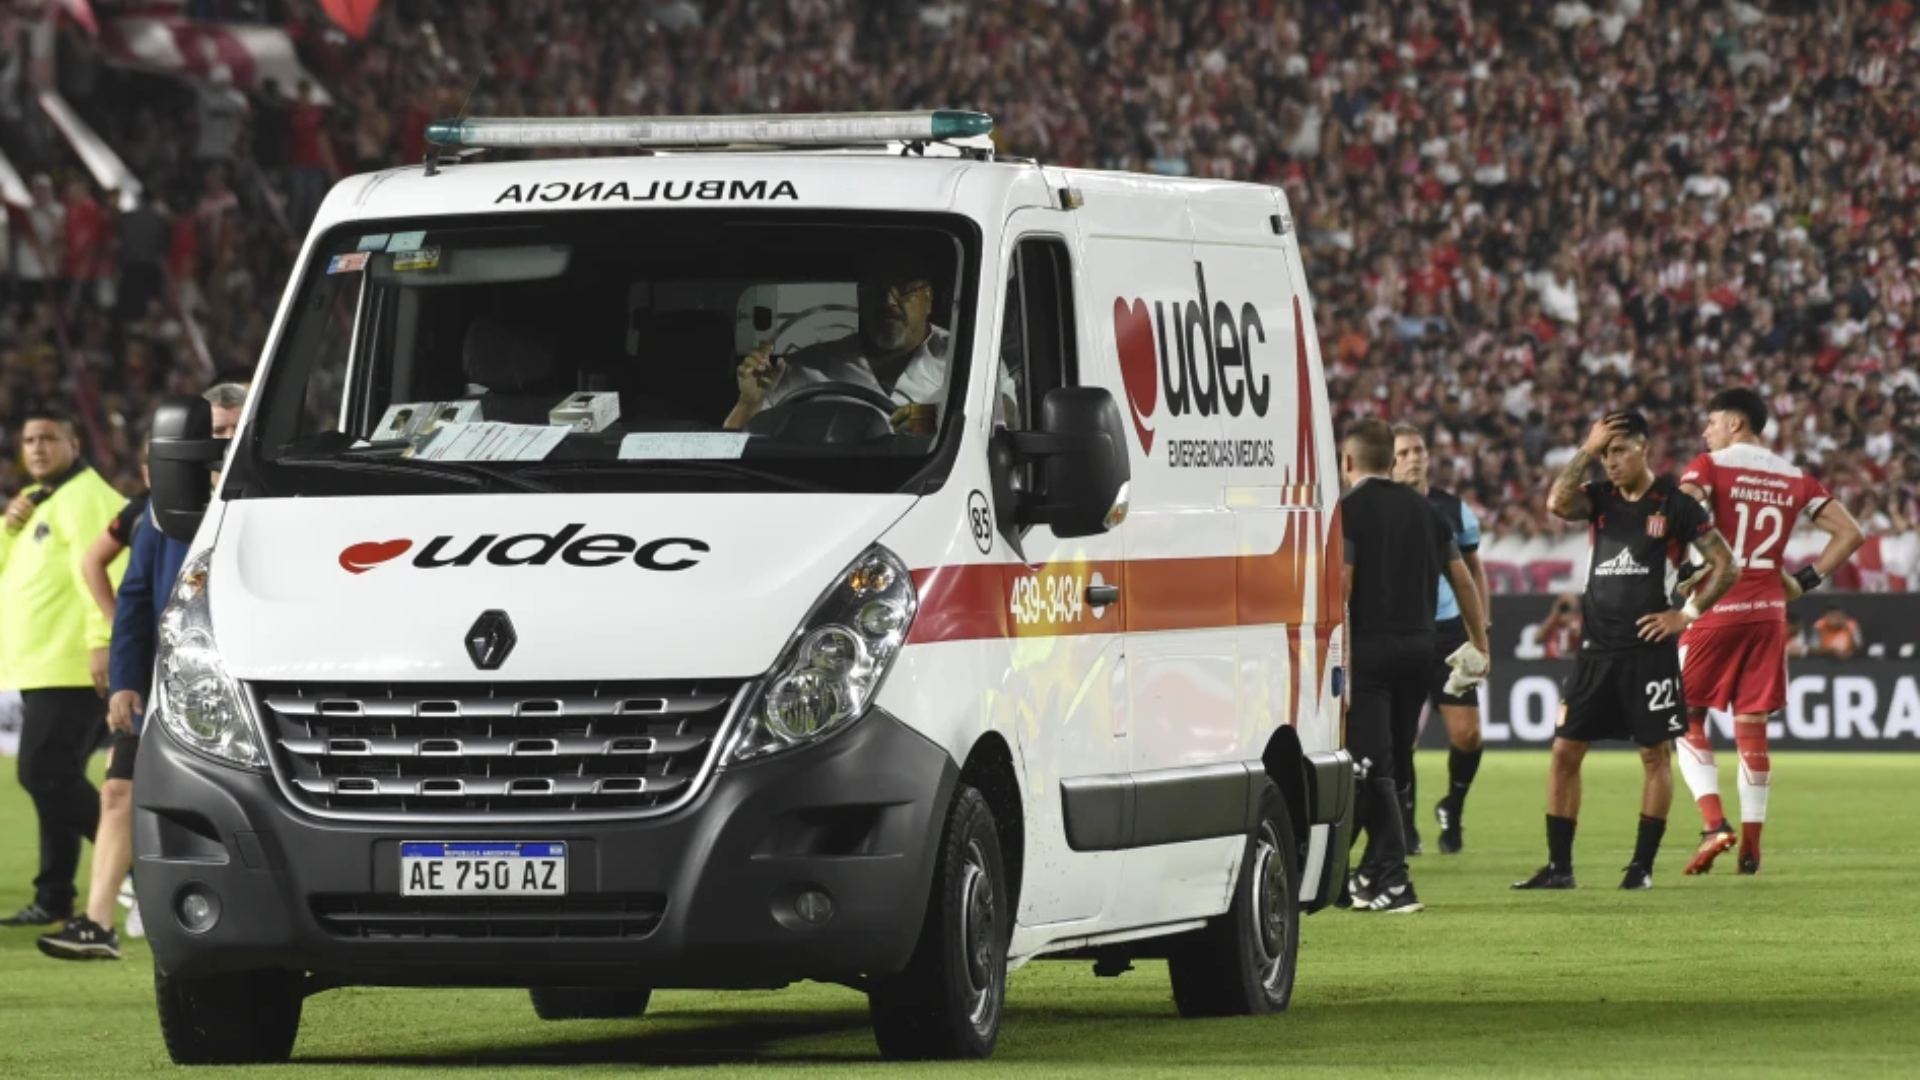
[399,842,567,896]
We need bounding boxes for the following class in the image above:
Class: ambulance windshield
[238,211,977,496]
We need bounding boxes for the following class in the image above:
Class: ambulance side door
[991,215,1128,930]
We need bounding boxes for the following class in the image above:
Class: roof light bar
[424,110,993,151]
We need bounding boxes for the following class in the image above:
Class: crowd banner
[94,16,334,105]
[1413,596,1920,750]
[36,89,143,211]
[1419,659,1920,751]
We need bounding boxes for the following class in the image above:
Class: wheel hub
[1253,823,1291,991]
[959,841,998,1027]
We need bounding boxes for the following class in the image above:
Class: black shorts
[105,731,140,782]
[1428,617,1479,709]
[1558,646,1686,747]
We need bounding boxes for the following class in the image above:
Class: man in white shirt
[725,250,985,432]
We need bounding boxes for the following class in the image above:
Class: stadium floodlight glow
[424,110,994,151]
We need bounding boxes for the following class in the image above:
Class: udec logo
[339,525,709,574]
[1113,262,1273,455]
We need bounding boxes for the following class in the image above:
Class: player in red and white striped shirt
[1673,388,1865,875]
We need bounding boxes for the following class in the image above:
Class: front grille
[313,893,667,940]
[253,680,746,821]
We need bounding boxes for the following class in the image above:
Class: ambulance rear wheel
[1168,782,1299,1017]
[869,784,1008,1060]
[529,987,652,1020]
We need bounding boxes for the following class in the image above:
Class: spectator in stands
[4,0,1920,586]
[115,189,170,325]
[287,78,336,231]
[59,177,108,316]
[1540,593,1582,660]
[10,174,63,306]
[1810,606,1865,661]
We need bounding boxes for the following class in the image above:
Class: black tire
[1168,781,1300,1018]
[869,784,1009,1060]
[154,967,302,1065]
[528,987,653,1020]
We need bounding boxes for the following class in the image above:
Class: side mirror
[148,395,230,542]
[1001,386,1132,538]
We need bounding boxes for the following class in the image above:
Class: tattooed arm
[1547,417,1626,522]
[1686,529,1739,612]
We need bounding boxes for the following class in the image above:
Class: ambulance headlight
[727,545,917,764]
[154,551,262,768]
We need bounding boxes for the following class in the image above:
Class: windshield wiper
[518,459,834,494]
[274,452,556,493]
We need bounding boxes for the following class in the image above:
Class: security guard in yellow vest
[1,411,128,926]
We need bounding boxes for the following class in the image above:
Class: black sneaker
[1362,882,1424,914]
[1619,863,1653,890]
[37,916,120,960]
[1343,872,1377,909]
[1511,865,1576,890]
[1435,799,1463,854]
[0,902,69,927]
[1738,851,1761,875]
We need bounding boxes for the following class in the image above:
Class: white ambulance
[136,111,1353,1063]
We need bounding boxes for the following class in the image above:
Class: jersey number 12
[1729,503,1784,570]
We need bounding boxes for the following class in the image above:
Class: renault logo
[465,610,517,671]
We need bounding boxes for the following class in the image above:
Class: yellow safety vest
[0,463,129,691]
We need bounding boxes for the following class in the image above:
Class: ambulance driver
[726,247,953,433]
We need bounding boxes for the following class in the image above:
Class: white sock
[1676,731,1721,806]
[1738,756,1770,825]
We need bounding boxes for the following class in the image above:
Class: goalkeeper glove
[1443,641,1490,697]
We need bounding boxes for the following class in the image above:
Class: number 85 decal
[967,490,993,554]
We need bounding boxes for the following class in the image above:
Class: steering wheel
[775,380,900,415]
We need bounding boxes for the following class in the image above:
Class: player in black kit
[1515,412,1737,891]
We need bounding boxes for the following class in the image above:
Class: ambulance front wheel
[154,966,303,1064]
[868,784,1008,1060]
[1168,781,1300,1017]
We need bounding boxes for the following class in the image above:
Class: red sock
[1741,821,1763,857]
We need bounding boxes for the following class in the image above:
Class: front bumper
[1302,749,1355,912]
[132,708,956,989]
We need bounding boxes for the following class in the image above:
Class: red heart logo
[339,539,413,574]
[1113,297,1158,454]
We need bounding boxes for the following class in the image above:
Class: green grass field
[2,750,1916,1077]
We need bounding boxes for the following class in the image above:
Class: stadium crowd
[3,0,1919,552]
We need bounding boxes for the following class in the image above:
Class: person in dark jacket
[38,484,189,959]
[40,385,242,959]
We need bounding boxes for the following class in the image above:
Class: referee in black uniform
[1340,418,1491,913]
[1391,423,1492,855]
[1514,411,1737,891]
